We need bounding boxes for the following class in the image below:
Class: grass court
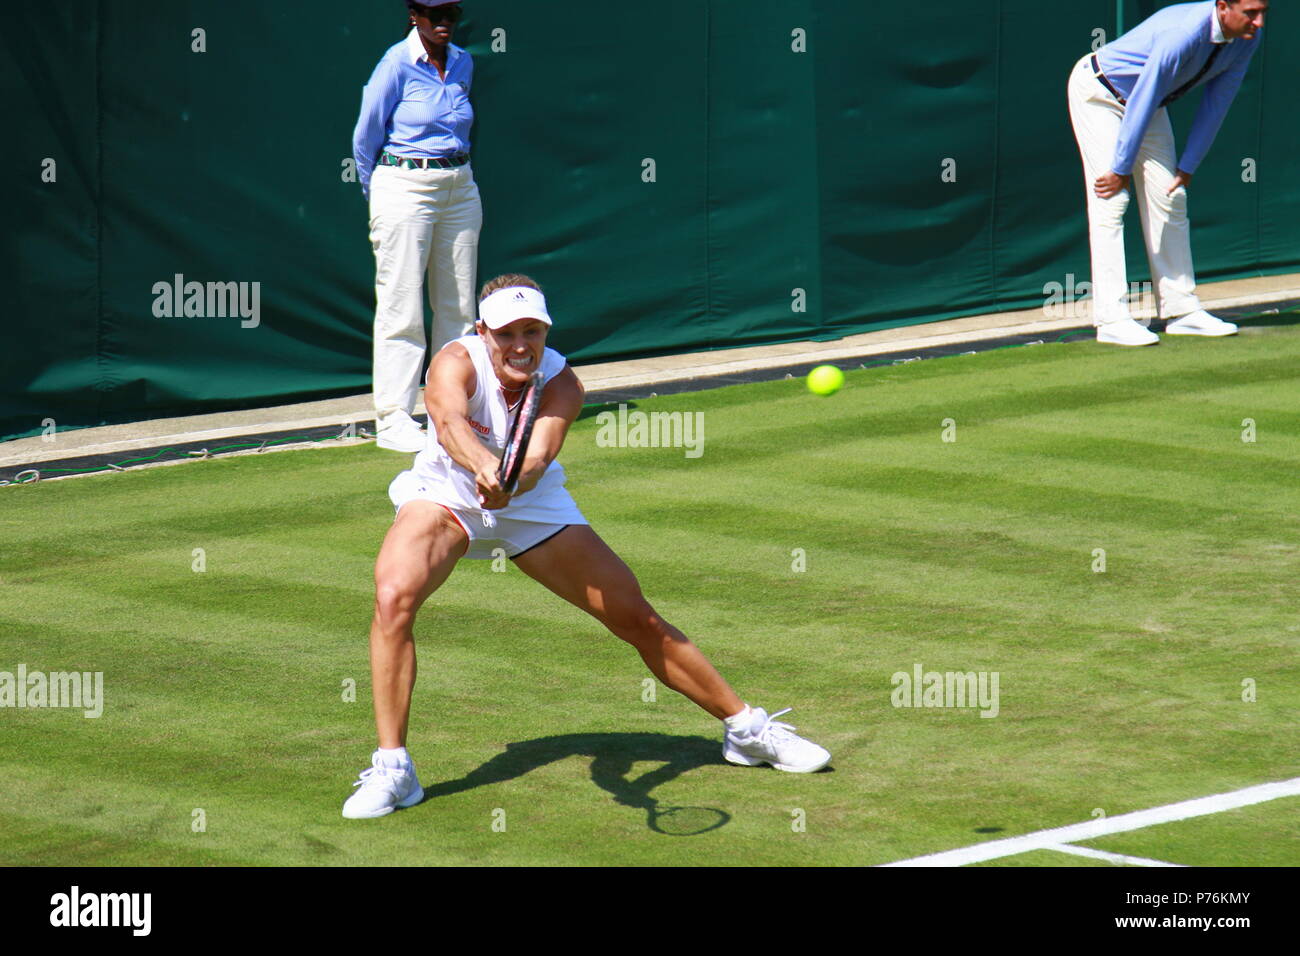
[2,316,1297,866]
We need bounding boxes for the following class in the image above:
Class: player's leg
[425,165,481,352]
[371,501,469,747]
[1066,56,1151,343]
[370,164,436,449]
[343,501,468,819]
[513,525,831,771]
[510,525,743,719]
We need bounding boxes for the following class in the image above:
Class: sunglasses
[414,4,463,22]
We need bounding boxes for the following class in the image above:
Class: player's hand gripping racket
[497,370,544,495]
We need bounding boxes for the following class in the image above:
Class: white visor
[478,287,552,330]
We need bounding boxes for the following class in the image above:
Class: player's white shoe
[1096,317,1160,347]
[1165,310,1238,337]
[342,751,424,819]
[376,412,426,453]
[723,707,831,773]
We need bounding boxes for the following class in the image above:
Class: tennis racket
[497,370,544,495]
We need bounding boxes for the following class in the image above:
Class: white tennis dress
[388,334,587,558]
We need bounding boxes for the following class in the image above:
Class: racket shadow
[420,732,731,835]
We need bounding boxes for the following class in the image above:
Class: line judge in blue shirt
[354,1,481,451]
[1067,0,1267,347]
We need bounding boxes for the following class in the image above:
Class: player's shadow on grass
[422,733,730,835]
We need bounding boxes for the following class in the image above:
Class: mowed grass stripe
[798,463,1290,537]
[597,521,1292,653]
[0,486,392,566]
[576,434,1296,551]
[567,351,1300,479]
[962,432,1300,493]
[0,812,265,867]
[595,510,1173,631]
[581,459,1228,555]
[0,576,634,697]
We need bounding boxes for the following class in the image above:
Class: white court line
[881,777,1300,867]
[1045,843,1185,868]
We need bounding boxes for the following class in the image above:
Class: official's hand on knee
[1167,169,1193,195]
[1095,171,1131,199]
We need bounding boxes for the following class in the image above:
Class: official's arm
[1179,47,1256,175]
[352,57,401,201]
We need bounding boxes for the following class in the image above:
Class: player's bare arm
[513,365,584,496]
[425,344,510,509]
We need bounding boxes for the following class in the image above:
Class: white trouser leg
[1130,111,1201,319]
[426,165,482,351]
[1067,55,1132,326]
[370,165,432,429]
[369,163,482,429]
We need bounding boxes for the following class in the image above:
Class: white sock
[723,705,754,735]
[376,746,410,769]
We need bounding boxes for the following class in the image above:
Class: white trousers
[1067,54,1201,325]
[369,162,482,428]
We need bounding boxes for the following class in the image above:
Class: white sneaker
[1096,317,1160,347]
[376,412,426,453]
[1165,310,1238,337]
[723,707,831,773]
[341,751,424,819]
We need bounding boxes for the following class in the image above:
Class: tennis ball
[806,365,844,396]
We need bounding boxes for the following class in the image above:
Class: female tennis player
[343,275,831,818]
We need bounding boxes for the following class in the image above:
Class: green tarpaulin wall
[3,1,1295,440]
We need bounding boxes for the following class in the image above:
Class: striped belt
[1090,54,1127,105]
[380,151,469,170]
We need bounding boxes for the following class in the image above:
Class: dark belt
[380,151,469,170]
[1091,46,1224,110]
[1090,54,1127,105]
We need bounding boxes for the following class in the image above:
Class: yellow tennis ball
[806,365,844,396]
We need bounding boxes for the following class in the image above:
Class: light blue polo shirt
[352,29,475,198]
[1095,1,1261,175]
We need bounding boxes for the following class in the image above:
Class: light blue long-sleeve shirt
[1095,1,1260,176]
[352,30,474,199]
